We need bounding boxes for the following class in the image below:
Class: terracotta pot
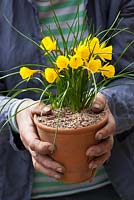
[33,112,108,183]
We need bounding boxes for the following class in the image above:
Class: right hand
[86,93,115,175]
[16,99,65,179]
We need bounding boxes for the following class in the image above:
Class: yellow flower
[98,45,112,61]
[75,43,90,60]
[69,55,83,69]
[88,37,100,54]
[19,67,40,79]
[44,68,58,83]
[101,64,115,78]
[55,55,69,70]
[40,36,57,52]
[86,59,102,73]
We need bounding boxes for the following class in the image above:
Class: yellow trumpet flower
[98,45,113,61]
[55,55,69,71]
[101,64,115,78]
[75,43,90,60]
[69,55,83,69]
[86,59,102,73]
[44,68,58,83]
[40,36,57,52]
[19,67,40,79]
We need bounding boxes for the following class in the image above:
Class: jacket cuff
[8,99,30,133]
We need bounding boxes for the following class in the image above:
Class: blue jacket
[0,0,134,200]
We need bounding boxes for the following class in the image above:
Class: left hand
[86,92,116,180]
[16,100,65,180]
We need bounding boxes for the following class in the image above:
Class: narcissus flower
[88,37,100,54]
[98,45,112,61]
[55,55,69,70]
[44,68,58,83]
[40,36,57,52]
[69,55,83,69]
[75,43,90,60]
[19,67,40,79]
[101,64,115,78]
[86,59,102,73]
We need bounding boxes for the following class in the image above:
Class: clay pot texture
[34,112,108,183]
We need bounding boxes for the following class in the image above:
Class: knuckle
[29,141,35,151]
[29,138,47,154]
[29,138,39,151]
[94,152,110,166]
[108,136,114,149]
[34,154,40,163]
[31,150,38,158]
[43,158,58,170]
[98,155,107,165]
[43,160,52,169]
[96,147,102,155]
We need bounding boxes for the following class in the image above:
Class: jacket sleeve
[102,0,134,134]
[101,79,134,134]
[0,95,25,150]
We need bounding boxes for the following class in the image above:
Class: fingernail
[48,145,54,152]
[89,163,97,169]
[96,133,102,140]
[54,174,61,179]
[43,105,52,115]
[56,167,64,173]
[87,149,95,156]
[93,103,100,109]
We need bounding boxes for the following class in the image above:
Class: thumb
[91,93,106,113]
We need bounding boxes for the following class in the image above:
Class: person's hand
[16,100,65,180]
[86,93,115,180]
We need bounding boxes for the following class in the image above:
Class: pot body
[34,112,108,183]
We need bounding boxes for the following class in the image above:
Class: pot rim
[33,111,108,135]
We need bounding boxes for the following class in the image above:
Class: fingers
[89,152,111,170]
[86,136,114,157]
[29,137,54,155]
[86,136,114,172]
[88,92,115,179]
[32,153,64,173]
[16,100,53,154]
[16,100,65,179]
[95,111,116,140]
[31,153,64,172]
[31,149,65,179]
[88,168,97,182]
[32,156,64,180]
[31,101,46,115]
[18,114,53,156]
[91,92,116,140]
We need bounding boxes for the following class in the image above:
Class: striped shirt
[36,0,88,49]
[32,0,110,199]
